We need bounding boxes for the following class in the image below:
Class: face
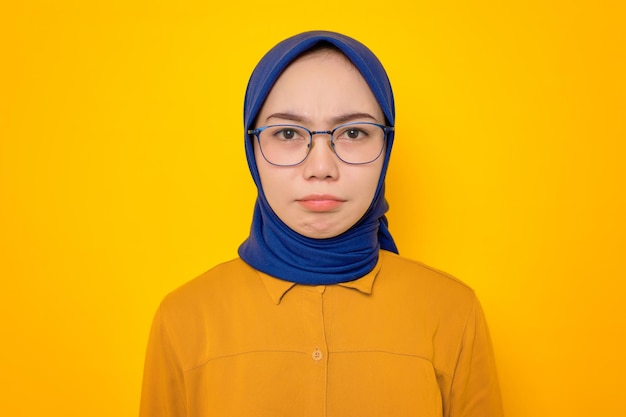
[253,50,386,239]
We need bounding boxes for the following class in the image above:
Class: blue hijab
[238,31,398,285]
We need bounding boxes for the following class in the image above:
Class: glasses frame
[248,121,394,167]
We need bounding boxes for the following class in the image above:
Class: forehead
[283,47,357,77]
[295,45,353,63]
[257,49,384,123]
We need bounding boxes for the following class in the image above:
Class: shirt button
[312,348,323,361]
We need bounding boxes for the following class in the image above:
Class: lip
[296,194,345,212]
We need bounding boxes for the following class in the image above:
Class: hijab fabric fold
[238,31,398,285]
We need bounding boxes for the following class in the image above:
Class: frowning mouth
[296,195,345,212]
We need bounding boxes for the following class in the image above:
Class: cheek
[343,163,384,216]
[359,161,384,195]
[254,144,291,207]
[254,146,272,193]
[253,140,263,172]
[254,142,272,185]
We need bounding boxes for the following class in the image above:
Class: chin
[296,224,351,240]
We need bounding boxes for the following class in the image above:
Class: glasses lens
[257,125,310,166]
[332,123,386,164]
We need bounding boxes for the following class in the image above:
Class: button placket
[299,286,328,414]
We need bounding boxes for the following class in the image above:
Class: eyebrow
[265,112,379,125]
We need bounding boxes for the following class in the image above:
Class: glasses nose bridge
[308,129,335,150]
[310,129,333,139]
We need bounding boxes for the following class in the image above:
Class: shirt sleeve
[139,306,187,417]
[447,296,504,417]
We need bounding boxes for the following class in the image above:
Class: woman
[140,31,503,417]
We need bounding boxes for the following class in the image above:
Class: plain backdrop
[1,1,625,416]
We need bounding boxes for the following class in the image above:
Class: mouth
[296,194,345,212]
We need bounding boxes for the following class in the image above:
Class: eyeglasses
[248,122,393,166]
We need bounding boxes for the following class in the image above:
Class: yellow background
[1,1,624,415]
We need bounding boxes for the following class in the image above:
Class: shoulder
[150,258,267,371]
[159,257,260,316]
[378,250,477,310]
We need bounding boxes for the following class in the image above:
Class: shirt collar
[258,254,383,305]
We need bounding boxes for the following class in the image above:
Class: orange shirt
[140,251,503,416]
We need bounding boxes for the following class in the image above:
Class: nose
[303,134,339,180]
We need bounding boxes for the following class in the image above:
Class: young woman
[140,30,503,417]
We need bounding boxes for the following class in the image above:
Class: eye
[279,129,296,140]
[345,129,362,139]
[270,126,305,141]
[336,125,370,141]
